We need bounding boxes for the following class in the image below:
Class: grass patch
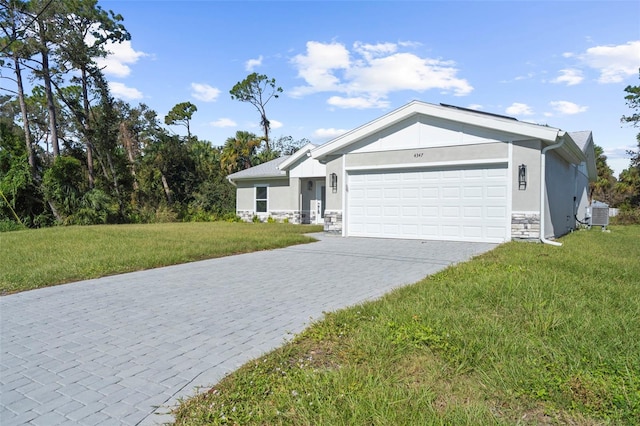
[174,226,640,425]
[0,222,322,294]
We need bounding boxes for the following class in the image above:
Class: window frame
[255,185,268,214]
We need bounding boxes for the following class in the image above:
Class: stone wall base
[237,210,302,224]
[324,210,343,234]
[511,212,540,240]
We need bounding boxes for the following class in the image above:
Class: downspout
[539,134,565,246]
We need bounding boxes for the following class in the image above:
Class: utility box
[587,200,609,229]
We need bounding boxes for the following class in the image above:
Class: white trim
[341,154,347,237]
[506,141,513,242]
[345,158,508,172]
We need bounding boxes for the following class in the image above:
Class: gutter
[539,133,565,246]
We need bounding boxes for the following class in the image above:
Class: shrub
[252,215,261,223]
[0,219,25,232]
[611,207,640,225]
[267,216,276,223]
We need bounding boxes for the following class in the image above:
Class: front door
[315,184,326,224]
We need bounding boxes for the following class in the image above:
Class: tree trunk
[39,26,60,157]
[161,174,172,204]
[13,54,36,177]
[120,122,139,191]
[81,67,95,188]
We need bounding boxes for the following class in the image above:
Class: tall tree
[0,0,36,176]
[229,73,282,151]
[164,101,197,140]
[590,144,617,204]
[29,0,62,157]
[620,69,640,207]
[53,0,130,187]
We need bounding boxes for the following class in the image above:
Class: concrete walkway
[0,234,496,425]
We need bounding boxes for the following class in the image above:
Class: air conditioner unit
[587,200,609,229]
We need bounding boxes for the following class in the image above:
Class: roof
[568,130,592,152]
[278,143,318,171]
[311,100,585,164]
[568,130,597,181]
[227,156,290,182]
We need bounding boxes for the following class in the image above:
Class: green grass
[0,222,323,294]
[174,225,640,425]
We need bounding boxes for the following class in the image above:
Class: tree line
[1,1,638,231]
[0,0,305,230]
[590,71,640,219]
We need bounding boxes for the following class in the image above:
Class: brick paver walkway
[0,234,496,425]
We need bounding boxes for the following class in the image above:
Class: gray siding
[511,140,542,212]
[544,150,575,238]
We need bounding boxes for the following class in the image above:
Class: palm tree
[220,131,261,174]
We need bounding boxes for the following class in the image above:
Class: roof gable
[278,143,317,170]
[312,101,564,160]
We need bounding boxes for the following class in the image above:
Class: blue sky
[98,0,640,175]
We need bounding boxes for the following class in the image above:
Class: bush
[267,216,276,223]
[611,208,640,225]
[0,219,25,232]
[252,215,261,223]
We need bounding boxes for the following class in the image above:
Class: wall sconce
[330,173,338,193]
[518,164,527,190]
[307,180,313,191]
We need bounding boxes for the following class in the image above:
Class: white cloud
[245,55,263,71]
[549,100,588,115]
[327,96,389,109]
[313,128,348,139]
[109,82,143,100]
[191,83,220,102]
[291,40,473,107]
[94,40,148,78]
[291,41,351,96]
[579,40,640,83]
[506,103,534,116]
[467,104,483,110]
[269,119,283,129]
[210,118,236,128]
[551,69,584,86]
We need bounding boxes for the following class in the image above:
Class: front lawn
[0,222,323,295]
[174,226,640,425]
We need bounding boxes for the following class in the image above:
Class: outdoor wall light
[518,164,527,190]
[307,180,313,190]
[330,173,338,193]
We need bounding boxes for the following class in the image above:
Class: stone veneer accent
[237,210,302,224]
[511,212,540,240]
[323,210,343,233]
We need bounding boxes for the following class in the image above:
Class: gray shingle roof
[569,131,592,153]
[227,155,290,181]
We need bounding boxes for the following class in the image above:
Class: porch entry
[302,178,326,224]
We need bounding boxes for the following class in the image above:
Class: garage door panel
[348,166,508,242]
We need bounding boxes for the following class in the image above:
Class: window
[256,186,267,213]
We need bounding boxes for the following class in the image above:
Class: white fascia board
[312,100,562,160]
[555,132,587,165]
[278,143,317,171]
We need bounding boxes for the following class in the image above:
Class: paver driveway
[1,234,496,425]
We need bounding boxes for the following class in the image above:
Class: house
[227,143,327,224]
[228,101,597,244]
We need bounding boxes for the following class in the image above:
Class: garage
[347,164,509,243]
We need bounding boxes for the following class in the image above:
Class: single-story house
[228,101,596,244]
